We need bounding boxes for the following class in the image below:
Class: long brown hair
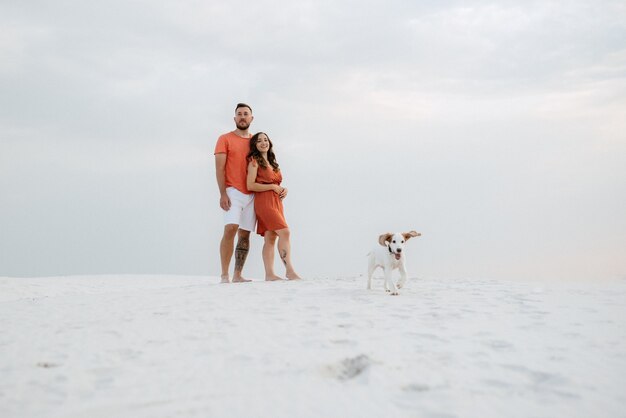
[248,132,280,172]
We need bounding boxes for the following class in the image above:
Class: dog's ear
[403,230,421,241]
[378,233,393,246]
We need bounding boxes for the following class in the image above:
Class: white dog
[367,231,421,295]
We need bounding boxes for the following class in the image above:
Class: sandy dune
[1,275,625,417]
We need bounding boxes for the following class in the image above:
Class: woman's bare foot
[220,275,230,284]
[265,275,284,281]
[286,273,301,280]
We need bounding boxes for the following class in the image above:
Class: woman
[246,132,301,281]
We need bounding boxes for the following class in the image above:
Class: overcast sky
[1,0,625,280]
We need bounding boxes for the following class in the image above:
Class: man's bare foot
[265,275,284,281]
[232,276,252,283]
[220,275,230,284]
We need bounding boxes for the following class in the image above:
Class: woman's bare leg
[275,228,301,280]
[263,231,283,281]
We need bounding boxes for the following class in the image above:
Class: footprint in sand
[36,362,60,368]
[114,348,141,360]
[402,383,431,392]
[500,364,568,386]
[329,339,357,347]
[324,354,371,380]
[483,339,514,351]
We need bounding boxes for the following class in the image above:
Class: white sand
[1,275,625,418]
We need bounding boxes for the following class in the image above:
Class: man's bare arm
[215,153,230,210]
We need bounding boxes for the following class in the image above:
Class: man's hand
[215,154,229,210]
[220,193,231,211]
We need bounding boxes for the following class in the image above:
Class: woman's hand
[272,185,288,199]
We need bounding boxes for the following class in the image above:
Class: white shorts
[223,187,256,231]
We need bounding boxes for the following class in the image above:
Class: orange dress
[254,165,288,236]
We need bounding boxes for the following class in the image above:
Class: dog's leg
[367,258,375,290]
[397,262,408,289]
[384,269,399,295]
[383,269,390,292]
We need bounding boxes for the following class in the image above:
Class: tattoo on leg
[280,249,287,266]
[235,237,250,272]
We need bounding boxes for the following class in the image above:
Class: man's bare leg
[219,224,239,283]
[263,231,283,281]
[232,229,252,283]
[275,228,301,280]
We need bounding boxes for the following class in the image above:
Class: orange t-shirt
[214,131,252,194]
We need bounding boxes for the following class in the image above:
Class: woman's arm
[247,161,282,193]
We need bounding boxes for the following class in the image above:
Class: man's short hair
[235,103,252,113]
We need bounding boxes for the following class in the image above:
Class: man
[214,103,255,283]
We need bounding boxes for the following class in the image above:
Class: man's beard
[237,121,250,130]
